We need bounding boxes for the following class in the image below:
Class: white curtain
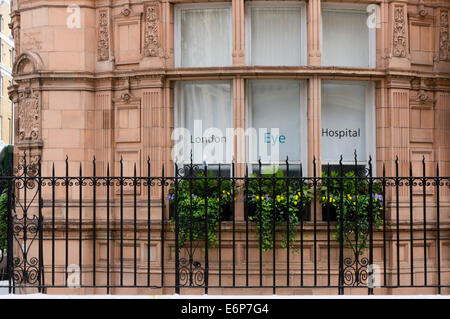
[321,82,367,162]
[180,7,231,67]
[249,80,302,162]
[175,82,232,163]
[250,7,303,66]
[322,10,369,67]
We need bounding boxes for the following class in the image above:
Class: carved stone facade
[7,0,450,295]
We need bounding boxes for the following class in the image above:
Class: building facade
[0,0,13,145]
[6,0,450,294]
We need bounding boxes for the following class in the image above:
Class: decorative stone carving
[143,4,162,57]
[17,84,40,142]
[393,6,408,58]
[98,10,110,62]
[121,8,131,16]
[439,10,450,62]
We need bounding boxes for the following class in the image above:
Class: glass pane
[249,80,302,162]
[321,82,367,162]
[175,82,233,164]
[180,7,231,67]
[250,7,302,66]
[322,10,370,67]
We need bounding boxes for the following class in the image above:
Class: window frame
[245,1,307,66]
[245,79,308,173]
[174,80,234,172]
[321,80,376,175]
[321,2,376,68]
[174,2,233,68]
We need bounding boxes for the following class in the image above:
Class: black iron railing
[1,153,449,294]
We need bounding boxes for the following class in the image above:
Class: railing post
[435,163,441,295]
[6,159,14,294]
[368,156,374,295]
[203,162,209,294]
[37,156,44,293]
[174,162,180,294]
[338,156,344,295]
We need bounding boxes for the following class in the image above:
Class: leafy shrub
[320,170,384,251]
[168,170,234,248]
[245,168,313,251]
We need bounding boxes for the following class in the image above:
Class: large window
[174,81,233,166]
[175,3,232,67]
[321,81,375,167]
[246,80,307,167]
[322,4,375,68]
[246,2,307,66]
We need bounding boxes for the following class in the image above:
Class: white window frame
[321,80,376,175]
[245,79,308,174]
[321,3,376,68]
[174,2,233,68]
[174,80,234,173]
[245,1,307,66]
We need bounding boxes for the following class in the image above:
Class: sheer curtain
[180,7,231,67]
[175,82,232,163]
[322,10,370,67]
[321,82,367,162]
[249,7,303,66]
[249,80,302,162]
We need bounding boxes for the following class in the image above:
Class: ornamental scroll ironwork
[174,161,206,288]
[10,153,43,289]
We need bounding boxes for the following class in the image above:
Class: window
[175,3,232,68]
[321,81,375,168]
[246,80,307,170]
[174,81,233,167]
[322,4,375,68]
[246,2,307,66]
[0,15,3,33]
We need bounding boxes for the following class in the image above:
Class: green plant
[168,171,234,248]
[0,189,8,252]
[320,170,384,252]
[245,168,313,251]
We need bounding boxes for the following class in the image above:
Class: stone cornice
[11,67,450,83]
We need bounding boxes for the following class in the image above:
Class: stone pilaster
[307,76,321,176]
[307,0,321,66]
[232,0,245,66]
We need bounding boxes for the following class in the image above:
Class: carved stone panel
[17,85,40,142]
[439,10,450,62]
[98,9,110,62]
[393,5,408,58]
[143,3,163,58]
